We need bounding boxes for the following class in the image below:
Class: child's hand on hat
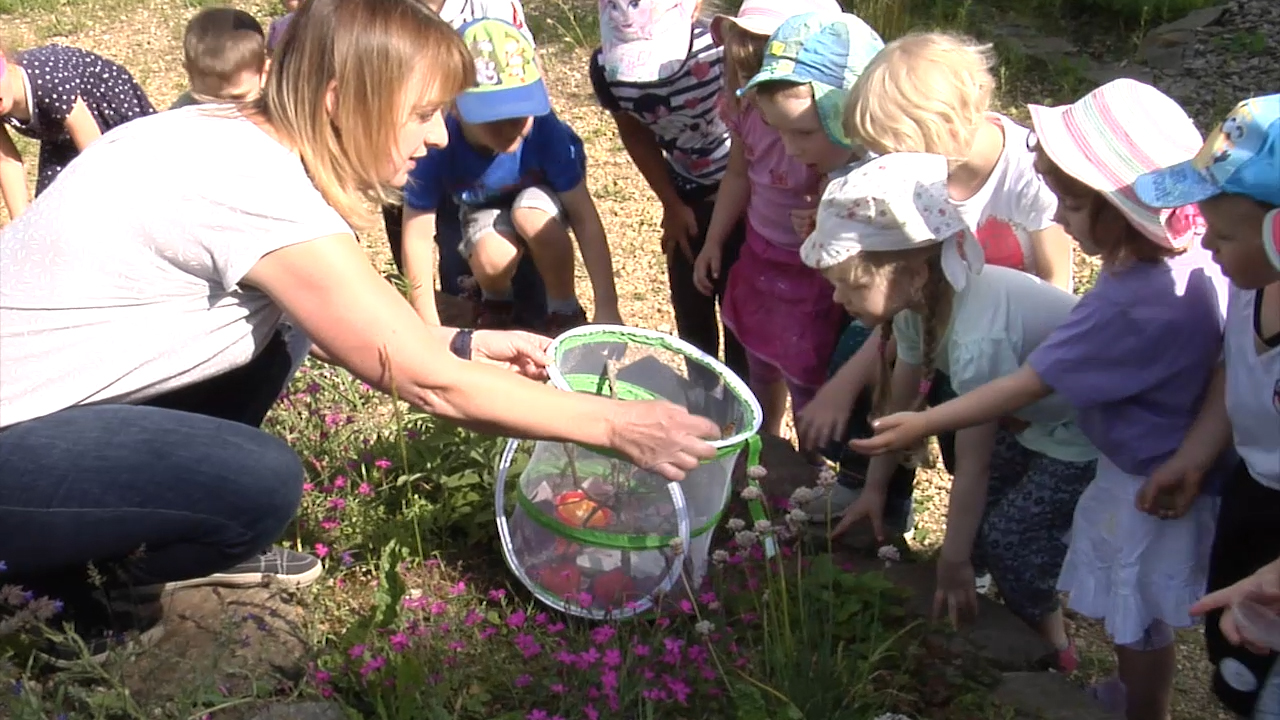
[661,202,698,262]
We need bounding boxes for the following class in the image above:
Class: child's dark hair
[1033,146,1183,267]
[183,7,267,98]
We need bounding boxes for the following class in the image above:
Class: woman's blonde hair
[257,0,474,228]
[828,245,953,461]
[720,22,770,112]
[844,32,996,162]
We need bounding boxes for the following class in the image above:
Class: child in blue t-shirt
[403,19,620,334]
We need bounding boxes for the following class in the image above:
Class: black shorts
[1204,461,1280,717]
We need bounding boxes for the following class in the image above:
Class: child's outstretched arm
[1029,224,1075,292]
[65,99,104,150]
[797,327,896,451]
[558,180,621,324]
[935,421,999,627]
[829,354,922,543]
[609,112,697,259]
[694,133,748,296]
[401,206,440,325]
[850,363,1049,454]
[1137,362,1230,518]
[0,128,29,220]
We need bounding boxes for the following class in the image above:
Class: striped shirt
[589,25,731,195]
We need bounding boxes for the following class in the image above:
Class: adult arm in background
[693,131,748,296]
[0,128,28,220]
[401,206,441,324]
[245,233,721,481]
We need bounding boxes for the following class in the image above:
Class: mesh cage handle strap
[745,434,777,559]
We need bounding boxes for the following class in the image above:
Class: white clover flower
[740,485,763,501]
[746,465,768,480]
[726,518,746,532]
[789,487,815,508]
[734,530,758,548]
[786,508,810,526]
[707,600,721,610]
[711,549,730,565]
[668,537,685,555]
[877,545,901,562]
[694,620,714,636]
[753,519,773,535]
[871,714,914,720]
[816,467,838,487]
[761,590,769,603]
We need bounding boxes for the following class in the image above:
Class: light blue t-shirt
[894,265,1096,463]
[403,112,587,212]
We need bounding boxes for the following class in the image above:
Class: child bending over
[856,80,1231,720]
[172,7,268,109]
[805,152,1097,671]
[401,19,620,335]
[0,44,155,217]
[1136,93,1280,720]
[694,3,881,437]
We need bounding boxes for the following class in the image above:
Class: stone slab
[996,671,1123,720]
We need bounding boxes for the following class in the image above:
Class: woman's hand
[1191,558,1280,654]
[829,483,888,542]
[607,401,722,482]
[934,554,979,629]
[847,412,930,456]
[471,330,551,381]
[692,242,723,297]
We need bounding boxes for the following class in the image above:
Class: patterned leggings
[978,431,1096,625]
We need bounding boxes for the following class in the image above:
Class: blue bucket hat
[739,11,885,149]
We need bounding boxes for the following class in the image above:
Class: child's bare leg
[757,379,788,436]
[510,188,578,314]
[1115,623,1176,720]
[467,231,521,297]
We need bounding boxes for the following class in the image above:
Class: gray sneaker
[802,485,916,541]
[156,547,323,591]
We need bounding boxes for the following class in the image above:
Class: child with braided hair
[803,151,1097,671]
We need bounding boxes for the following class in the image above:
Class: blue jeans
[0,331,303,606]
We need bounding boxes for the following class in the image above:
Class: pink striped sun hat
[1028,78,1205,249]
[710,0,843,45]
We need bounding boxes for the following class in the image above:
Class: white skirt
[1057,454,1219,646]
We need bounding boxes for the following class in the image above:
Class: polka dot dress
[4,44,156,195]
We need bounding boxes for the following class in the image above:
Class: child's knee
[1118,621,1175,651]
[510,187,566,240]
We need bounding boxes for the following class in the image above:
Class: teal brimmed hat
[1135,93,1280,209]
[739,11,885,149]
[456,18,550,124]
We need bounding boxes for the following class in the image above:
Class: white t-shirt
[437,0,535,44]
[894,265,1095,463]
[953,114,1062,286]
[0,106,351,429]
[1223,284,1280,490]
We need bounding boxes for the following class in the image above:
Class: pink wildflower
[314,543,329,559]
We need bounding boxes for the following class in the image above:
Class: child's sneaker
[475,299,516,329]
[541,308,588,337]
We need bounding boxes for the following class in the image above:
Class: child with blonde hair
[804,152,1096,672]
[854,80,1232,720]
[693,2,878,435]
[1136,93,1280,719]
[798,31,1073,543]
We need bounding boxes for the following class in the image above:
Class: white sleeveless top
[1223,284,1280,490]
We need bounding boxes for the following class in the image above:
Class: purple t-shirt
[1028,243,1229,478]
[268,13,294,52]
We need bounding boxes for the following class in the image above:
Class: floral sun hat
[709,0,842,45]
[739,11,884,149]
[1028,78,1205,249]
[800,151,985,290]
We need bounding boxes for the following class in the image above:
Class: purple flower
[602,648,622,667]
[506,610,526,628]
[388,633,410,652]
[487,589,507,601]
[514,674,532,688]
[527,711,548,720]
[589,626,615,645]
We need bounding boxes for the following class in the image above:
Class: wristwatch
[449,329,473,361]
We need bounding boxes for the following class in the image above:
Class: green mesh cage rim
[546,325,764,454]
[514,478,729,549]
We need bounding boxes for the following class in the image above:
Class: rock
[120,586,310,705]
[1152,4,1228,34]
[995,671,1123,720]
[1137,5,1228,69]
[743,433,818,499]
[1083,61,1155,85]
[838,554,1055,671]
[248,701,348,720]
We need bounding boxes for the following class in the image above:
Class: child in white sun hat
[854,79,1233,720]
[1134,93,1280,719]
[692,0,845,438]
[803,151,1096,671]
